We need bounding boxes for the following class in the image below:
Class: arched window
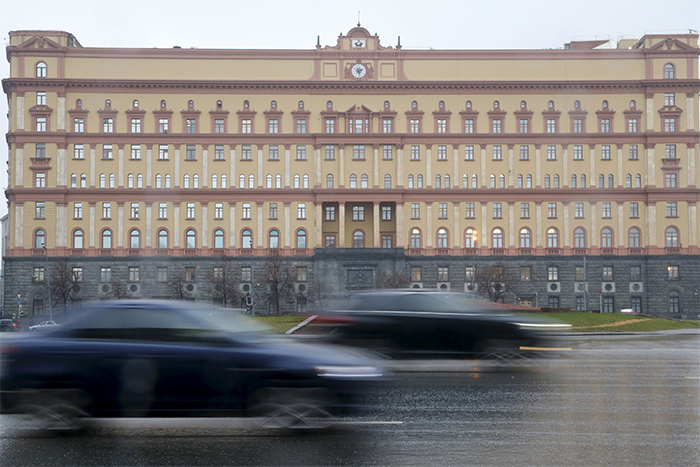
[243,100,250,109]
[519,228,531,248]
[36,61,47,78]
[466,101,472,109]
[105,99,111,108]
[35,229,46,248]
[268,230,279,249]
[599,174,605,188]
[435,175,441,189]
[635,174,641,188]
[266,174,272,189]
[294,174,301,189]
[465,228,477,248]
[445,174,450,188]
[571,174,577,188]
[520,100,527,109]
[492,228,504,248]
[580,174,586,188]
[463,174,469,188]
[327,100,333,109]
[133,99,139,108]
[158,229,169,249]
[499,174,505,188]
[248,174,255,189]
[472,174,478,189]
[184,174,191,188]
[526,175,532,188]
[164,174,171,188]
[574,100,581,109]
[664,63,675,79]
[101,229,113,249]
[71,174,78,188]
[601,228,613,248]
[437,228,449,248]
[574,228,586,248]
[410,228,422,249]
[99,174,106,188]
[548,100,555,109]
[136,174,143,188]
[349,174,357,189]
[489,174,496,188]
[630,100,636,109]
[160,100,167,108]
[384,174,391,189]
[361,174,368,189]
[602,100,609,109]
[517,174,523,188]
[384,101,390,109]
[221,174,228,189]
[412,101,418,110]
[216,100,222,109]
[553,174,560,188]
[274,174,281,188]
[241,229,253,249]
[439,100,445,109]
[271,100,277,109]
[109,174,115,188]
[155,174,162,188]
[129,229,140,249]
[296,229,307,249]
[212,174,219,189]
[493,100,500,109]
[213,229,225,249]
[544,174,551,189]
[665,227,679,247]
[239,174,245,188]
[629,227,641,248]
[188,100,194,109]
[185,229,196,249]
[408,174,414,189]
[298,100,304,109]
[608,174,614,188]
[417,174,424,188]
[73,229,84,249]
[127,174,134,188]
[303,174,309,189]
[626,174,632,188]
[353,230,364,248]
[547,228,559,248]
[76,98,82,108]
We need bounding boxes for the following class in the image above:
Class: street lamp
[42,243,53,320]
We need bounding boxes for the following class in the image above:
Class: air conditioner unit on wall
[127,283,140,296]
[184,283,197,295]
[548,282,561,293]
[465,283,478,293]
[239,283,252,293]
[629,282,643,293]
[575,282,588,293]
[437,282,450,291]
[602,282,616,293]
[295,283,307,294]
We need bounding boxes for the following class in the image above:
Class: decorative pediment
[15,35,64,50]
[646,37,698,53]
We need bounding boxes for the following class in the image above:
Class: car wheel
[249,387,335,430]
[19,389,91,432]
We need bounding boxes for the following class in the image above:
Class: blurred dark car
[0,301,383,430]
[0,318,22,332]
[314,290,570,359]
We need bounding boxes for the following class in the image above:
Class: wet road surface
[1,332,698,466]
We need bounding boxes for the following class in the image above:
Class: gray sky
[1,0,698,220]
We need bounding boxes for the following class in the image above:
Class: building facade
[3,28,700,317]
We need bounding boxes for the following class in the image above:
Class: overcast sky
[1,0,698,220]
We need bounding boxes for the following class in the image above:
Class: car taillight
[312,315,356,325]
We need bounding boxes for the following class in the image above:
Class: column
[338,202,346,246]
[396,202,404,247]
[315,203,323,247]
[373,202,380,247]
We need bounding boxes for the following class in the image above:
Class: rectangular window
[437,145,447,161]
[102,118,114,133]
[666,202,678,217]
[665,173,677,188]
[630,202,639,218]
[492,145,502,161]
[438,203,448,219]
[129,267,140,282]
[629,145,638,160]
[382,145,393,160]
[296,267,308,282]
[158,202,167,219]
[465,266,475,282]
[521,202,530,218]
[131,118,142,133]
[353,145,365,160]
[464,145,474,161]
[601,145,611,160]
[491,119,502,133]
[411,267,422,282]
[72,267,83,282]
[627,118,638,133]
[573,145,583,160]
[492,202,502,219]
[381,205,392,221]
[100,267,112,282]
[186,145,196,160]
[35,143,46,158]
[548,266,559,281]
[267,145,279,161]
[186,118,197,133]
[102,144,113,160]
[241,203,251,219]
[186,202,196,219]
[35,173,47,188]
[411,203,420,219]
[630,266,642,281]
[241,145,252,160]
[382,119,392,134]
[241,119,252,134]
[36,91,47,105]
[573,118,583,133]
[325,206,335,221]
[324,235,336,248]
[74,118,84,132]
[185,267,196,282]
[600,118,610,133]
[410,119,420,134]
[214,119,225,133]
[603,266,614,281]
[465,203,475,219]
[158,118,169,133]
[549,297,561,308]
[130,202,139,219]
[664,118,676,132]
[519,119,529,134]
[665,144,676,159]
[157,267,168,282]
[464,119,474,133]
[410,145,420,161]
[268,119,279,134]
[575,202,584,218]
[101,202,111,219]
[33,267,45,282]
[352,205,365,221]
[214,145,225,160]
[35,202,45,219]
[297,203,306,219]
[381,235,393,248]
[437,267,449,281]
[74,144,84,159]
[437,119,447,133]
[520,267,531,281]
[602,202,612,218]
[548,203,557,218]
[664,92,675,106]
[241,266,252,282]
[519,145,529,160]
[575,266,585,281]
[296,119,307,134]
[296,145,306,160]
[158,145,168,160]
[269,203,278,220]
[325,145,335,160]
[667,265,679,280]
[546,119,557,133]
[324,118,335,134]
[74,202,83,219]
[547,145,557,160]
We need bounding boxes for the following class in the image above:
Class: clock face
[351,63,366,78]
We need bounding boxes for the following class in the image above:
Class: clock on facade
[351,63,367,78]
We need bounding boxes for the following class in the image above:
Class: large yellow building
[2,27,699,316]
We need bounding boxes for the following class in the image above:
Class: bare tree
[167,268,192,300]
[307,278,333,311]
[376,270,411,289]
[50,259,81,310]
[262,254,294,315]
[207,260,242,308]
[475,263,516,303]
[108,278,132,299]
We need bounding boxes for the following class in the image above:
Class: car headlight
[314,365,383,378]
[514,322,572,331]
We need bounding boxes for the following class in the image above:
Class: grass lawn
[254,312,700,334]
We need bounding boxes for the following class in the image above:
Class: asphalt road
[1,331,698,466]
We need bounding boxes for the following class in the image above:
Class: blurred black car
[0,301,383,430]
[314,290,570,359]
[0,318,22,332]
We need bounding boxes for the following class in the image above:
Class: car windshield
[348,292,491,313]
